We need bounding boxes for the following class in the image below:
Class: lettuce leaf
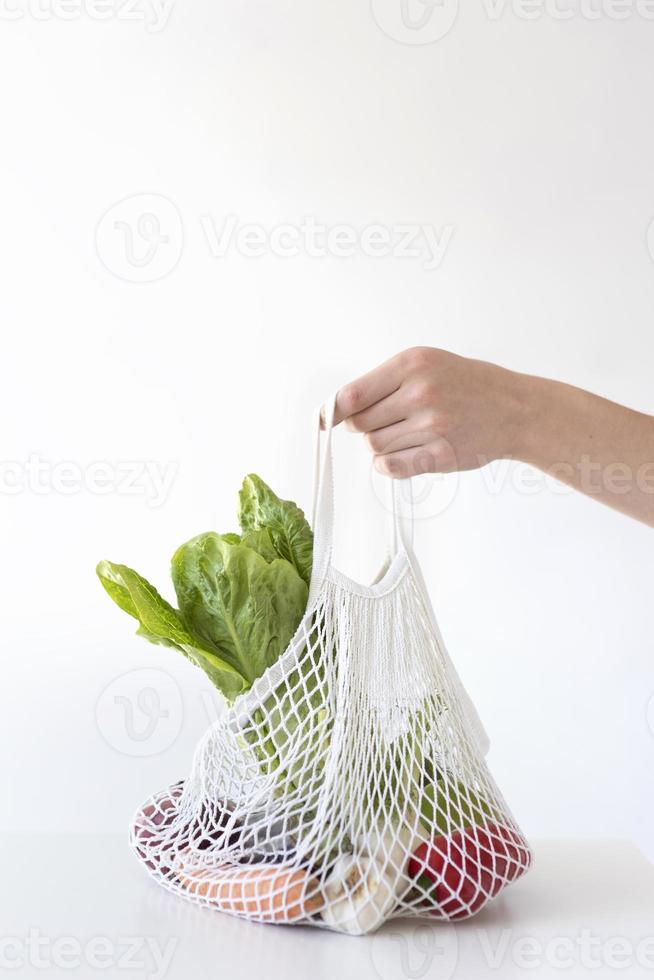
[171,532,308,688]
[238,474,313,586]
[219,529,279,564]
[96,560,248,702]
[96,474,313,705]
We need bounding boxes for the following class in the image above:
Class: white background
[1,0,653,868]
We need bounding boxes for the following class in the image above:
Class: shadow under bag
[130,394,532,935]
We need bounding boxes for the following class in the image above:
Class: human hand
[333,347,527,477]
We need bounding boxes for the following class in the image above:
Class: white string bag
[130,395,532,934]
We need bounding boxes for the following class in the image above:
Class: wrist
[497,369,554,464]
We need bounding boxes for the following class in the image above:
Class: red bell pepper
[408,822,531,920]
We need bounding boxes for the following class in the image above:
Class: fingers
[344,388,407,434]
[332,353,407,426]
[373,439,456,478]
[364,417,436,455]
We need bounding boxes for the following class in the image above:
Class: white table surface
[3,836,653,979]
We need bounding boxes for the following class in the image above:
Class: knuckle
[413,448,436,475]
[338,383,365,417]
[365,430,385,453]
[345,412,366,433]
[401,346,433,371]
[430,437,456,472]
[423,407,442,432]
[379,454,408,478]
[374,454,391,476]
[408,378,435,408]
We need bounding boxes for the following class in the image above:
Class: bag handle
[309,391,414,600]
[308,391,490,757]
[389,476,415,557]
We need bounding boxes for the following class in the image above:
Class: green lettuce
[239,474,314,586]
[96,475,313,703]
[171,532,307,688]
[96,560,249,701]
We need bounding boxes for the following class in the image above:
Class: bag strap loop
[309,391,414,601]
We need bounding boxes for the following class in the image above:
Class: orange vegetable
[176,860,323,923]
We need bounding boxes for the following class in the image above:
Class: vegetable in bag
[97,475,312,703]
[99,413,532,934]
[408,823,531,919]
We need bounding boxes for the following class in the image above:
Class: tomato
[408,823,531,920]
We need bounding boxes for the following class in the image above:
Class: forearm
[511,372,654,526]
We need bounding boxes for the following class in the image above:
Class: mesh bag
[130,395,532,934]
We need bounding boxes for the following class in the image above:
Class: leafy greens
[97,475,313,704]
